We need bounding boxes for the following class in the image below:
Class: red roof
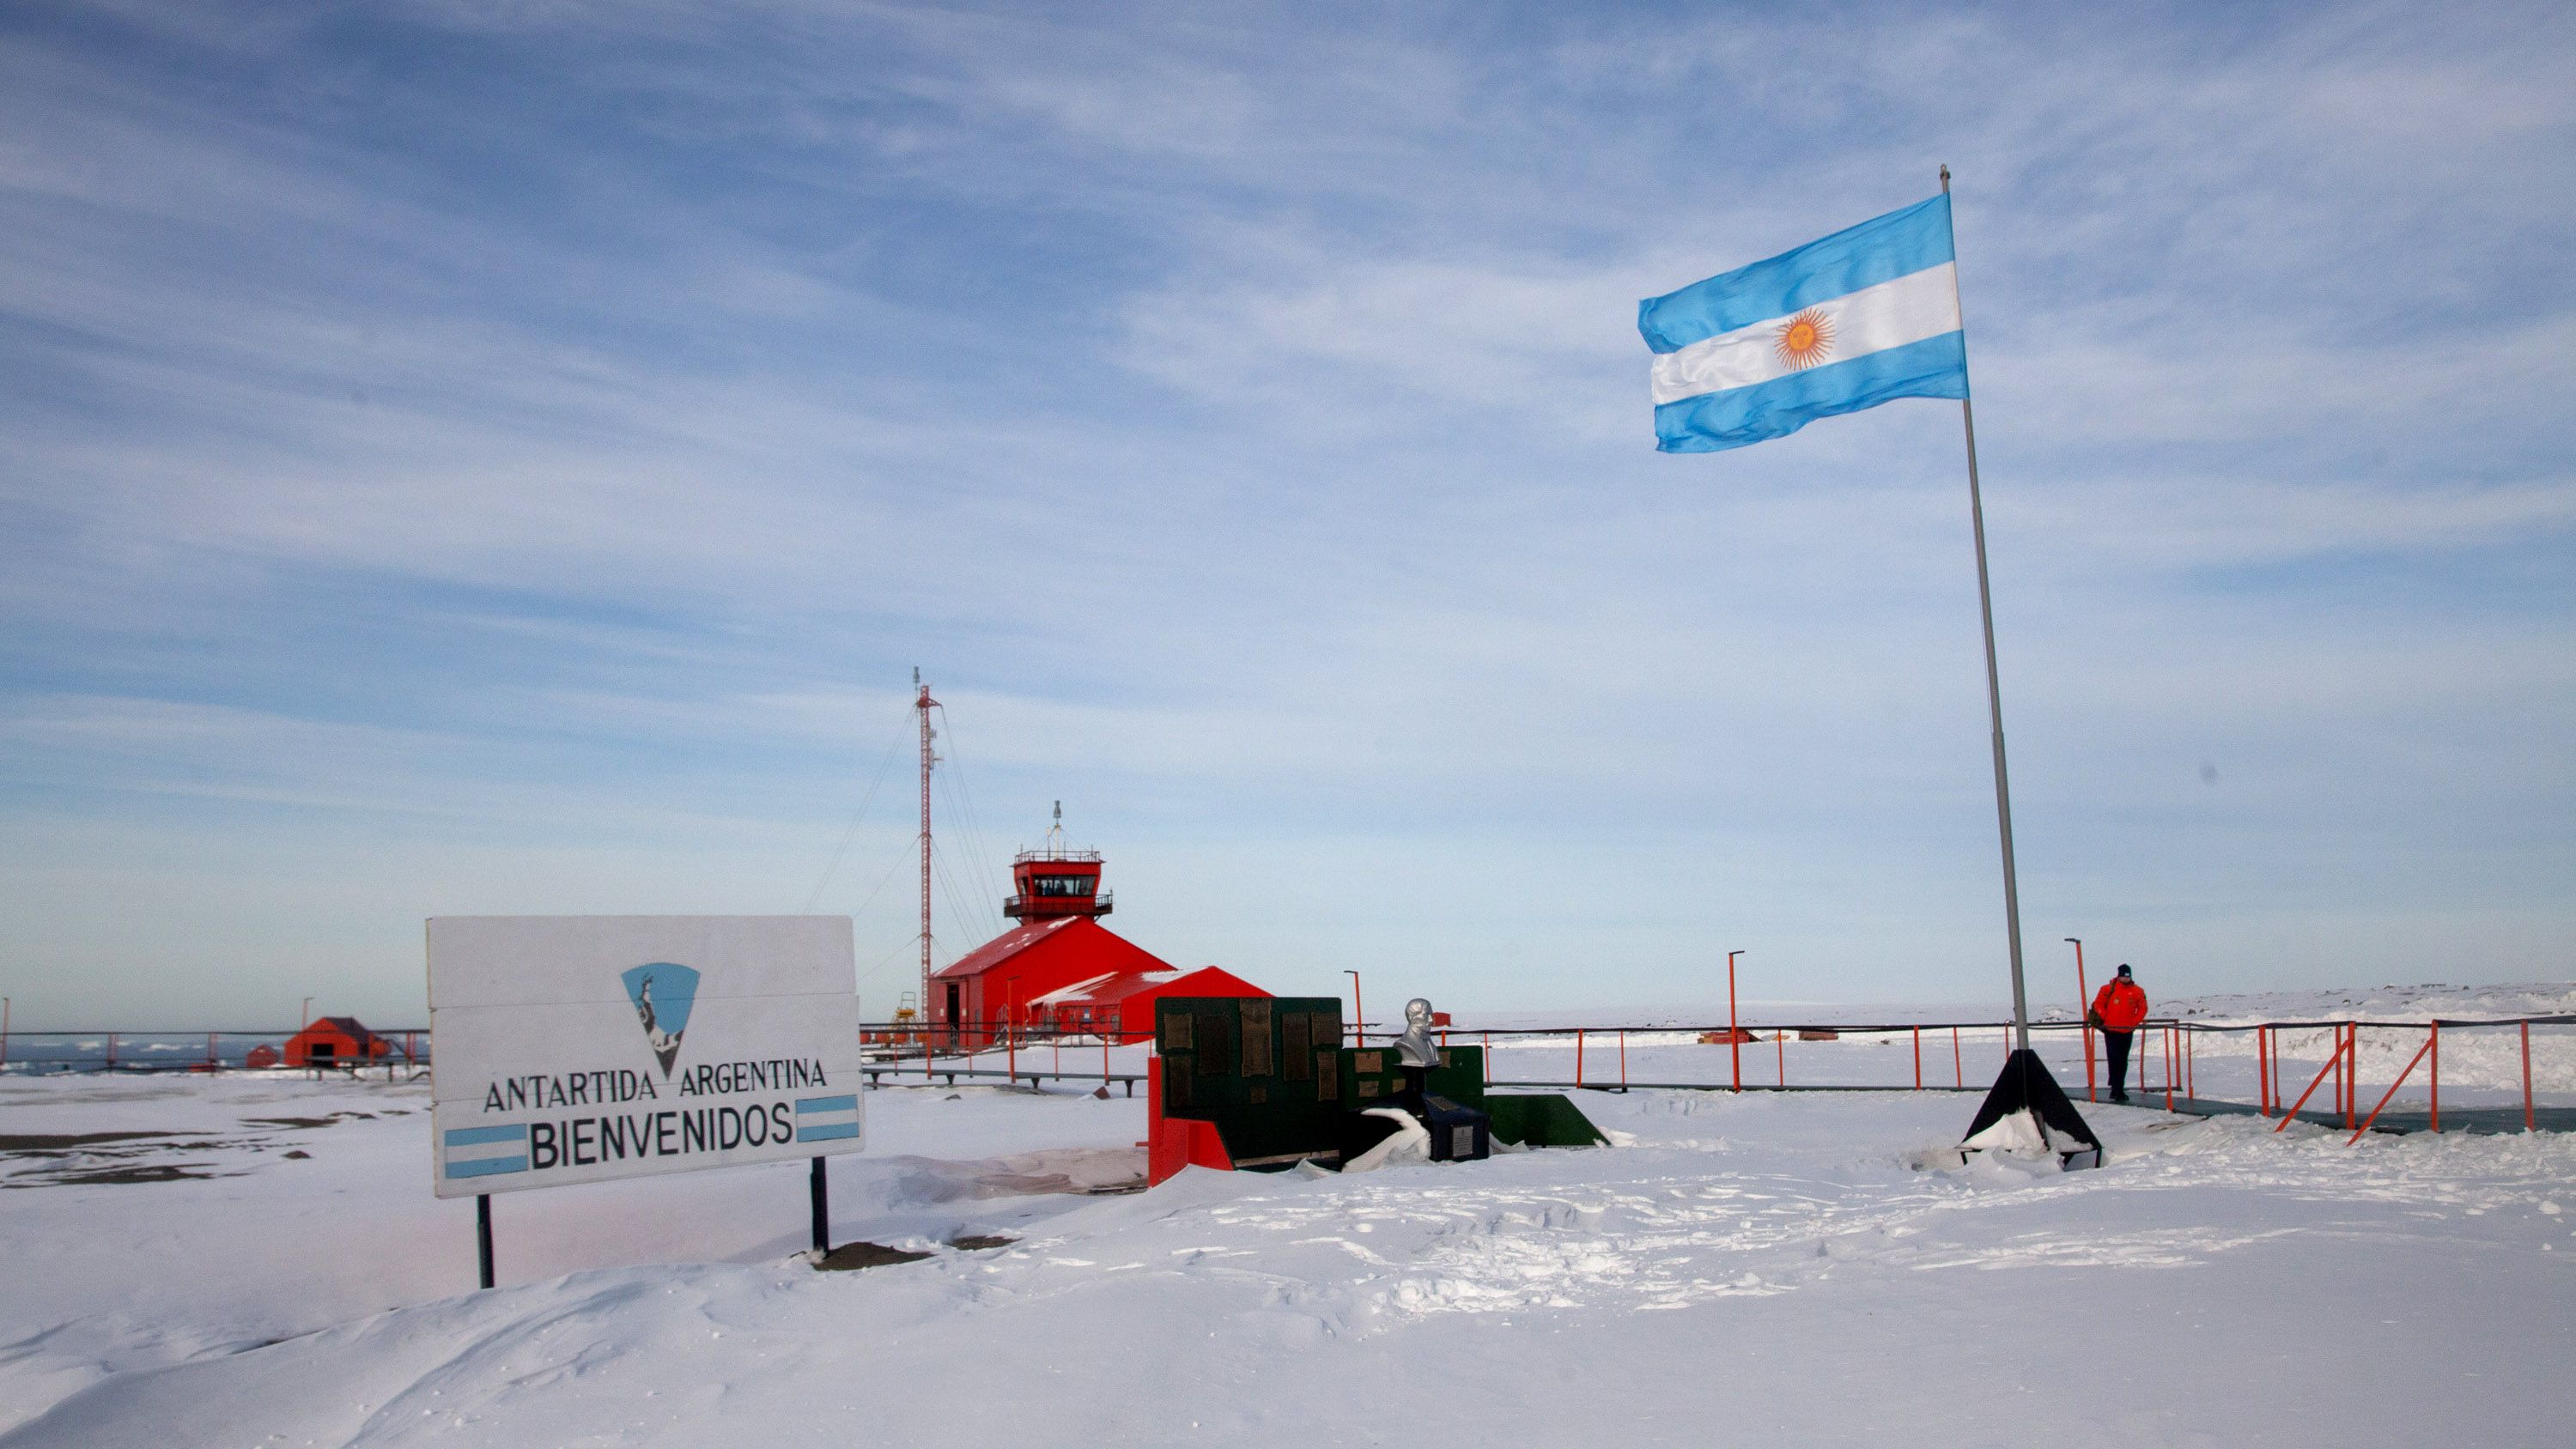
[934,915,1093,979]
[300,1016,388,1047]
[1085,964,1269,1005]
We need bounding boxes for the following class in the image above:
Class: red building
[932,833,1266,1048]
[283,1016,392,1069]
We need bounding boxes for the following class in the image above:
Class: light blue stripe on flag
[797,1121,860,1143]
[1654,332,1968,453]
[447,1155,530,1178]
[1638,195,1954,354]
[445,1125,529,1148]
[796,1095,858,1114]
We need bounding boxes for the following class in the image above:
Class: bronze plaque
[1316,1051,1339,1100]
[1241,999,1273,1076]
[1248,1084,1267,1105]
[1163,1012,1193,1052]
[1355,1051,1383,1075]
[1357,1078,1381,1100]
[1165,1058,1193,1107]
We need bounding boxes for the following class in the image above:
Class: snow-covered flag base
[1961,1048,2102,1171]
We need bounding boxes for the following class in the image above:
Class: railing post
[1953,1027,1962,1088]
[2164,1026,2174,1112]
[1575,1028,1584,1089]
[1619,1030,1627,1090]
[1777,1028,1785,1086]
[2331,1026,2344,1122]
[2523,1021,2535,1133]
[1912,1026,1922,1090]
[2341,1024,2355,1131]
[2258,1028,2270,1116]
[1482,1031,1491,1087]
[2428,1022,2439,1133]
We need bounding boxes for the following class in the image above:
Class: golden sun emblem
[1773,307,1835,370]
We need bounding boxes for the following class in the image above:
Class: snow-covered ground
[4,988,2573,1446]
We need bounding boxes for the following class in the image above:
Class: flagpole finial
[1940,164,1951,191]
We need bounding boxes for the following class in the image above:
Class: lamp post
[1346,970,1363,1047]
[1727,950,1743,1093]
[301,997,313,1028]
[2065,938,2093,1103]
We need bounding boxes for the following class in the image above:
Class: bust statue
[1394,997,1442,1070]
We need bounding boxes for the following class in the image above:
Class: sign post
[428,916,865,1287]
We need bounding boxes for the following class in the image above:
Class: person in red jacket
[2088,964,2149,1103]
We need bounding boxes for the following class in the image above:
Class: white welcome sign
[428,917,865,1198]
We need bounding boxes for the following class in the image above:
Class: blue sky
[3,1,2571,1027]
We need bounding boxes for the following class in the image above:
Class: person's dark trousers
[2101,1030,2134,1100]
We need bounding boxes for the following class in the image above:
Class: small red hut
[932,817,1267,1049]
[284,1016,392,1070]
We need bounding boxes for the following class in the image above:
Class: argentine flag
[1641,194,1969,453]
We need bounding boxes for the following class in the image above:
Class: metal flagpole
[1941,164,2032,1054]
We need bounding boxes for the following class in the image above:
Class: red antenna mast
[914,668,939,1044]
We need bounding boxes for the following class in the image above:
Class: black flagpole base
[1964,1048,2102,1169]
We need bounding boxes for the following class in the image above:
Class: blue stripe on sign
[798,1122,861,1143]
[447,1155,529,1178]
[1653,331,1968,453]
[1637,194,1954,354]
[445,1124,530,1148]
[796,1094,858,1114]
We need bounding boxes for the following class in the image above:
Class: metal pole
[2523,1021,2535,1133]
[1941,165,2030,1053]
[477,1194,495,1290]
[915,670,937,1053]
[2068,938,2094,1101]
[809,1156,829,1252]
[1346,970,1363,1046]
[2258,1027,2269,1115]
[1727,950,1742,1092]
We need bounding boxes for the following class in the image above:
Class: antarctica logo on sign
[427,916,866,1199]
[622,961,698,1076]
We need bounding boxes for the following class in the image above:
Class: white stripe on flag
[1649,262,1960,407]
